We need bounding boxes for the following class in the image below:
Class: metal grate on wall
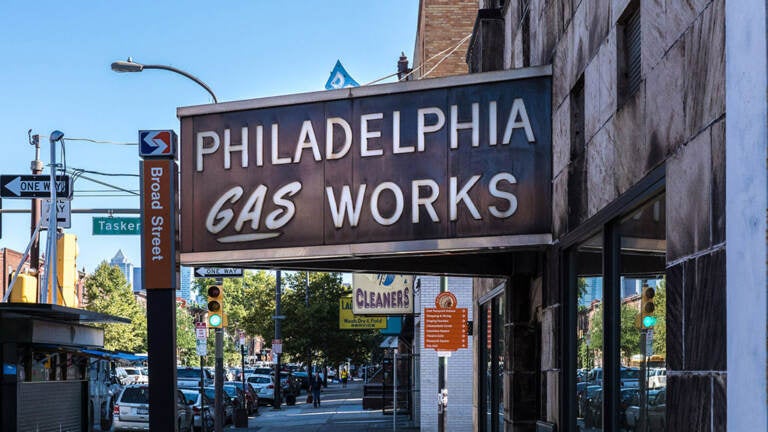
[623,6,642,96]
[18,381,84,431]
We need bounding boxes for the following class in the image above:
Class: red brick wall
[413,0,477,79]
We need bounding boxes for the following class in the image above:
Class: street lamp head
[111,57,144,73]
[49,130,64,143]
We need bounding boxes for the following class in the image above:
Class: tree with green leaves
[176,305,197,365]
[84,262,147,352]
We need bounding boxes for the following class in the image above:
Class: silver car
[111,384,193,431]
[180,388,214,432]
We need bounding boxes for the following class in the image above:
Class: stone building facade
[413,0,766,430]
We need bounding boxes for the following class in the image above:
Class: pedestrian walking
[341,367,348,388]
[310,372,323,407]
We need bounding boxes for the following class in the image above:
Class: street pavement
[229,380,418,432]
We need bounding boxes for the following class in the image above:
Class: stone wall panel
[552,171,568,238]
[684,0,725,139]
[686,250,726,370]
[666,262,685,371]
[586,124,618,217]
[710,117,726,244]
[666,128,712,261]
[642,0,667,73]
[667,373,712,431]
[646,37,686,159]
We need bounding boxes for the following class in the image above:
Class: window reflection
[575,232,604,431]
[618,194,666,432]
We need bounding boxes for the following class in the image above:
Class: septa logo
[139,130,177,158]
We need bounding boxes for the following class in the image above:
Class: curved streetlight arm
[141,64,219,103]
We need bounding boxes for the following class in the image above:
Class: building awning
[379,336,398,348]
[81,348,147,362]
[0,303,130,324]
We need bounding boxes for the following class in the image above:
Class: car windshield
[621,369,640,380]
[223,386,238,397]
[125,369,140,375]
[180,390,198,404]
[121,387,150,404]
[178,369,201,378]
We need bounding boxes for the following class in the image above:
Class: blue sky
[0,1,418,273]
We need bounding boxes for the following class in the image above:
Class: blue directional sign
[0,175,71,199]
[325,60,360,90]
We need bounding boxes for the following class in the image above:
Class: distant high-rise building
[132,267,143,293]
[110,250,134,290]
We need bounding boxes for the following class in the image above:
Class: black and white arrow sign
[194,267,244,278]
[0,175,71,199]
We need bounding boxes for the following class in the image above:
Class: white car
[648,368,667,389]
[246,374,275,405]
[115,367,148,385]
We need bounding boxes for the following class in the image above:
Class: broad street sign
[41,199,71,229]
[140,159,177,290]
[193,267,244,278]
[93,217,142,235]
[0,175,70,199]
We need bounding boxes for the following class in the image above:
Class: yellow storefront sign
[339,296,386,330]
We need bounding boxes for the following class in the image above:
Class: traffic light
[207,285,224,328]
[46,233,79,307]
[640,285,657,328]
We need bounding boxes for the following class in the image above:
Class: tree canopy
[84,262,147,352]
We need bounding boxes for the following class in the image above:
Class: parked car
[583,388,603,428]
[223,384,247,410]
[115,367,148,385]
[279,372,301,405]
[293,371,310,391]
[648,368,667,389]
[577,384,601,419]
[111,384,193,432]
[246,374,276,405]
[201,387,234,424]
[625,388,666,431]
[620,388,640,430]
[178,367,213,388]
[179,388,214,432]
[225,381,259,414]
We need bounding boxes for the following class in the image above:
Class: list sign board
[424,308,469,351]
[339,296,387,330]
[178,68,552,265]
[140,159,177,290]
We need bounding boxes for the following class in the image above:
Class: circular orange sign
[435,292,458,309]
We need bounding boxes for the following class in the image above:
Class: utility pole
[437,277,448,432]
[306,272,311,380]
[273,270,282,410]
[29,133,42,300]
[42,131,64,304]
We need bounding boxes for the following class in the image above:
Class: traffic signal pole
[215,328,224,432]
[273,270,282,410]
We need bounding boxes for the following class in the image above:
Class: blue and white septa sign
[139,130,177,159]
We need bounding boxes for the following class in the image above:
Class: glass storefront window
[618,194,666,432]
[480,293,504,432]
[574,232,604,431]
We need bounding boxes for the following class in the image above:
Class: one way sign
[0,175,71,199]
[194,267,244,278]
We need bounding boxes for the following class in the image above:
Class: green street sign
[93,217,142,235]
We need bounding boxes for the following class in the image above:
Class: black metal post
[215,328,224,432]
[241,344,247,411]
[200,355,206,432]
[273,270,282,409]
[147,288,178,431]
[438,276,448,432]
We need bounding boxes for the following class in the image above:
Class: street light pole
[111,58,219,103]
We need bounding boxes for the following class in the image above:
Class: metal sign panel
[0,175,70,199]
[352,274,414,315]
[178,68,552,264]
[140,159,177,290]
[193,267,244,278]
[195,322,208,340]
[339,296,387,329]
[139,130,177,158]
[424,307,469,351]
[92,217,142,235]
[41,199,71,229]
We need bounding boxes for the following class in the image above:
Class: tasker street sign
[0,175,70,199]
[139,130,177,158]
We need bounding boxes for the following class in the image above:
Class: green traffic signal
[208,313,223,327]
[642,315,657,328]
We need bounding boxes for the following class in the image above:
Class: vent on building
[618,1,641,104]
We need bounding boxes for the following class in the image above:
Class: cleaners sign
[178,68,552,264]
[352,274,414,315]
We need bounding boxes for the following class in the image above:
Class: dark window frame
[617,0,642,106]
[559,165,665,431]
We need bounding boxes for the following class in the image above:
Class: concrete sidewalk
[227,380,418,432]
